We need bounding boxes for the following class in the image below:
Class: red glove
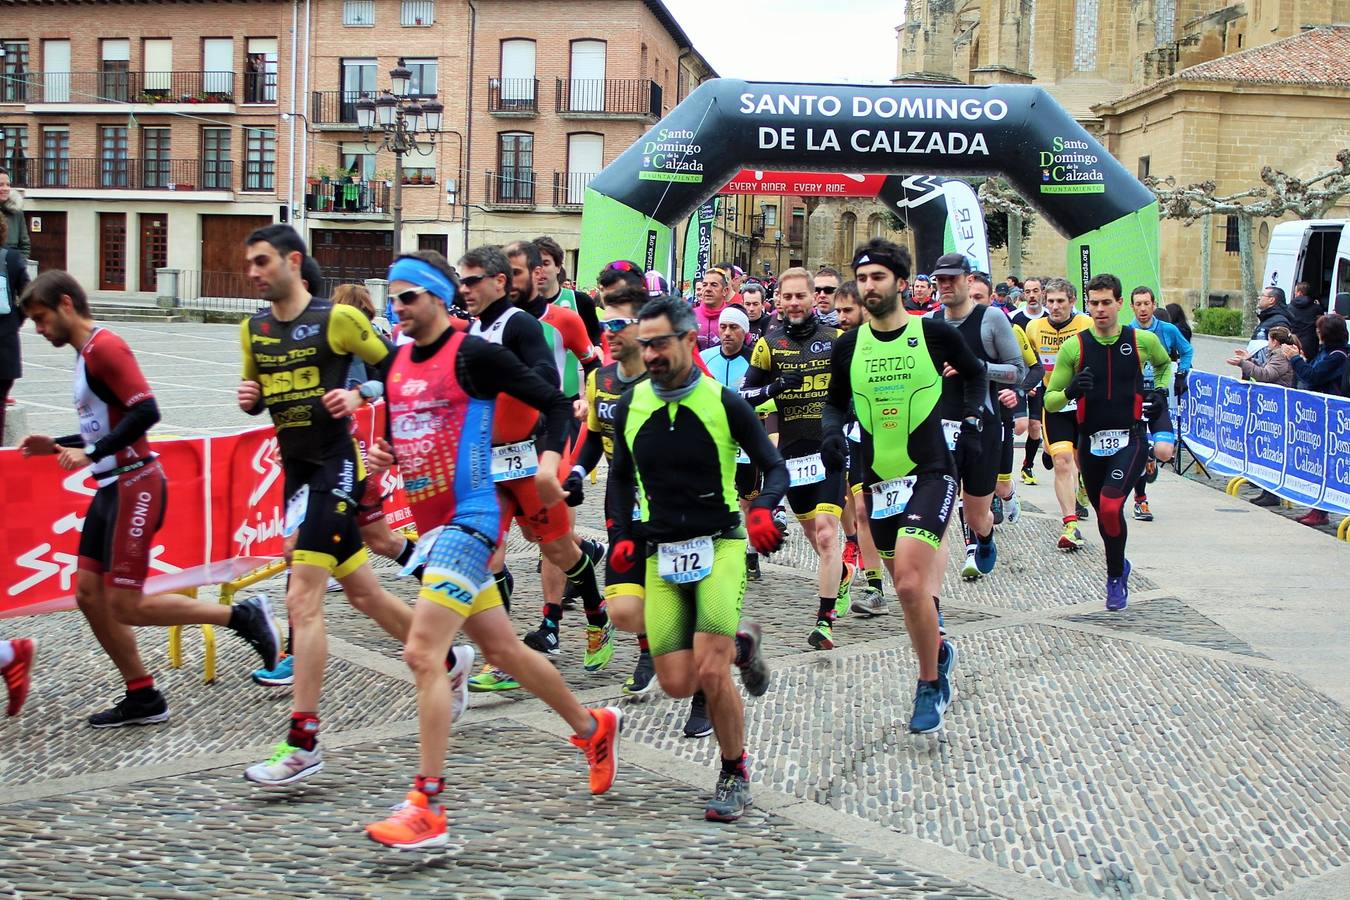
[746,507,784,556]
[609,539,638,574]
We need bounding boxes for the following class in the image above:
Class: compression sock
[126,675,156,700]
[866,568,883,591]
[637,633,650,653]
[1023,438,1041,470]
[542,602,564,625]
[287,712,320,751]
[565,552,608,628]
[816,597,836,625]
[722,751,750,781]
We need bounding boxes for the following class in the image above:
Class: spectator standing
[1164,303,1193,343]
[1288,281,1326,362]
[1246,286,1294,357]
[695,266,732,351]
[1229,325,1297,388]
[0,169,29,259]
[1280,313,1349,526]
[0,215,30,439]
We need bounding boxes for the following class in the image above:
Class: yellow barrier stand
[1225,476,1249,496]
[1338,517,1350,542]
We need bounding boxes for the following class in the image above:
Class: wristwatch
[83,442,97,457]
[357,381,383,402]
[962,415,982,432]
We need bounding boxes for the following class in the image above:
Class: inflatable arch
[578,80,1159,300]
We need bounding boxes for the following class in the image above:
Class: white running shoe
[448,644,475,724]
[244,742,324,787]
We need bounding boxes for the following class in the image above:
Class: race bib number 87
[870,476,916,519]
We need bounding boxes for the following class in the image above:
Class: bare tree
[1145,150,1350,330]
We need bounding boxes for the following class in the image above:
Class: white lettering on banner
[247,436,282,507]
[234,507,285,556]
[8,544,80,596]
[735,92,1008,123]
[758,127,988,157]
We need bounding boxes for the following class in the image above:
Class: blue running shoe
[937,608,947,637]
[909,680,944,734]
[974,534,997,575]
[1106,559,1131,611]
[937,640,958,707]
[251,654,294,687]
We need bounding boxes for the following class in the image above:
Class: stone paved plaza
[3,323,1349,899]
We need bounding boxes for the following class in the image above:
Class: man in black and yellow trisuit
[1044,273,1172,612]
[236,225,431,788]
[741,267,853,652]
[605,295,786,823]
[821,238,987,735]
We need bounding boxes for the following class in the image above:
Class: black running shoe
[88,691,169,728]
[522,620,561,655]
[682,691,713,738]
[232,594,281,670]
[705,771,752,822]
[745,553,761,582]
[735,621,770,698]
[623,651,656,695]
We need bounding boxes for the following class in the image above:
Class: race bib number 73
[491,441,539,482]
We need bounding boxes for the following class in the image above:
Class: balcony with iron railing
[24,70,238,107]
[484,170,536,206]
[13,157,235,192]
[305,179,390,217]
[311,90,369,127]
[555,78,661,118]
[552,171,597,208]
[487,77,539,115]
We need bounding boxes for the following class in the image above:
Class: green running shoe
[468,664,520,692]
[807,620,835,650]
[583,621,615,672]
[833,563,855,618]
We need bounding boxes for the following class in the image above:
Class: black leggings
[0,378,12,442]
[1077,429,1149,579]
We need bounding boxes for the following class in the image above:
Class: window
[340,142,376,181]
[1224,215,1240,254]
[201,127,231,189]
[841,212,856,252]
[41,40,69,103]
[244,126,275,191]
[100,126,129,188]
[402,143,435,184]
[1,126,28,183]
[1137,156,1150,181]
[41,126,68,186]
[869,213,886,239]
[141,127,171,187]
[2,41,29,103]
[763,204,777,227]
[341,58,376,122]
[499,39,536,107]
[569,40,606,112]
[497,132,533,202]
[791,209,805,243]
[245,38,277,103]
[1073,0,1099,71]
[343,0,375,26]
[401,0,435,26]
[404,58,437,98]
[101,39,131,102]
[565,132,602,204]
[143,39,172,96]
[202,38,234,97]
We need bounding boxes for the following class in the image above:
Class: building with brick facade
[895,0,1350,308]
[0,0,716,298]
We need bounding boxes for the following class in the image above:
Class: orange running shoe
[570,706,622,795]
[842,540,861,570]
[3,638,35,717]
[365,790,447,850]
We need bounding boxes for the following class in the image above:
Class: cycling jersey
[585,362,649,463]
[544,286,602,345]
[241,301,390,465]
[745,317,839,457]
[469,298,557,444]
[538,302,598,397]
[71,326,157,485]
[1025,313,1093,390]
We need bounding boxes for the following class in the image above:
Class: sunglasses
[390,287,429,305]
[814,285,837,295]
[603,260,641,273]
[637,331,688,350]
[459,274,487,288]
[600,316,639,334]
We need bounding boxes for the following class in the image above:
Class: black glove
[562,470,585,508]
[953,417,982,472]
[766,370,805,399]
[820,432,848,472]
[1174,372,1189,398]
[1141,388,1169,421]
[1063,368,1094,400]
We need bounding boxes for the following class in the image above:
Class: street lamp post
[355,59,443,257]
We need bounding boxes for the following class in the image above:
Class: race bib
[399,525,443,576]
[657,536,715,584]
[1089,429,1130,457]
[845,421,861,442]
[491,441,539,482]
[787,453,826,487]
[632,501,642,522]
[941,419,961,452]
[283,485,309,537]
[736,448,751,465]
[1062,398,1078,412]
[871,476,916,520]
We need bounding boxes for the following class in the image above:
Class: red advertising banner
[718,170,887,197]
[0,406,414,619]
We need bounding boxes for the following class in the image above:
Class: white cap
[718,306,750,332]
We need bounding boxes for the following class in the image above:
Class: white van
[1262,219,1350,315]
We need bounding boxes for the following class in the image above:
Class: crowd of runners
[1,224,1191,848]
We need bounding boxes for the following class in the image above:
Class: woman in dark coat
[0,214,30,441]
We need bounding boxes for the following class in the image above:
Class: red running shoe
[3,638,35,716]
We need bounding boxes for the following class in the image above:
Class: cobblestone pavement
[3,324,1349,899]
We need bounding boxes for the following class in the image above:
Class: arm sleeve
[85,339,160,461]
[505,314,560,388]
[603,399,638,538]
[821,328,856,440]
[927,319,986,417]
[1043,338,1082,413]
[982,311,1028,385]
[460,337,572,455]
[89,398,160,462]
[1015,326,1044,390]
[724,387,787,510]
[575,292,602,345]
[558,308,600,366]
[1139,331,1174,387]
[739,337,776,404]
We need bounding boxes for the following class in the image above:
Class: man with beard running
[19,271,280,728]
[740,268,853,650]
[822,238,986,733]
[605,295,784,821]
[1012,276,1048,483]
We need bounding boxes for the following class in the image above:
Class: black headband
[851,250,908,280]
